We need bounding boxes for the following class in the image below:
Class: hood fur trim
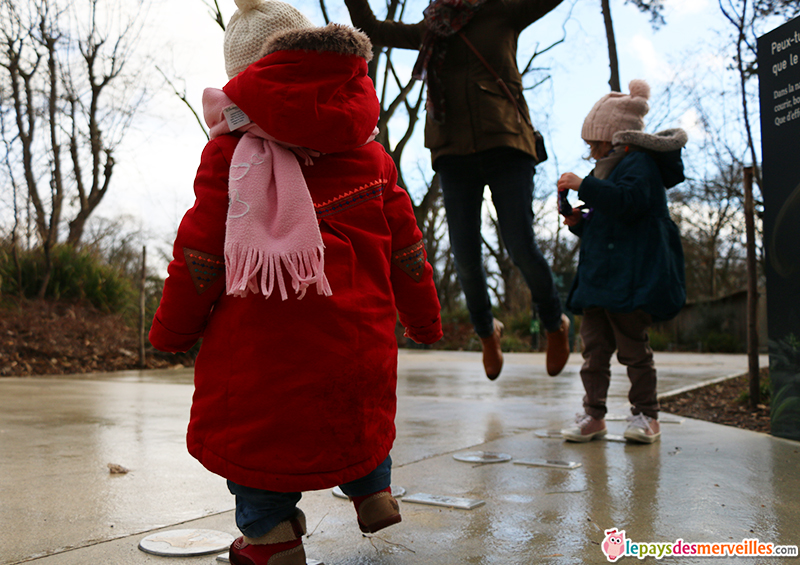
[261,23,373,62]
[612,128,688,153]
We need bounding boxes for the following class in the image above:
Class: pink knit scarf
[202,88,332,301]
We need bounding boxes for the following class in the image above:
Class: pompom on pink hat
[581,80,651,143]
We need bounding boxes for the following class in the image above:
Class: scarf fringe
[226,244,332,301]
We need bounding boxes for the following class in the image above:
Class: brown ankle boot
[230,509,306,565]
[480,319,504,381]
[351,488,402,533]
[546,314,570,377]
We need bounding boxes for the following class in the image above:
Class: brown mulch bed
[0,299,194,377]
[1,299,773,435]
[660,368,772,434]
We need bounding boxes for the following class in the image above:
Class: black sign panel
[758,16,800,441]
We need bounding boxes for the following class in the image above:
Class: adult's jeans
[436,147,562,338]
[227,456,392,538]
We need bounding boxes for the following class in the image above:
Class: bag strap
[458,31,530,128]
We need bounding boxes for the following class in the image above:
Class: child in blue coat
[557,80,687,443]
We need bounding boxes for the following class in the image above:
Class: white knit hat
[224,0,314,79]
[581,80,650,142]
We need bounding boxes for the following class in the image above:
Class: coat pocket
[424,117,448,150]
[475,80,524,136]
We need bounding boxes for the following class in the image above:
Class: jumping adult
[344,0,570,379]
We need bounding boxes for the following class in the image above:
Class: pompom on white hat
[224,0,314,79]
[581,79,651,143]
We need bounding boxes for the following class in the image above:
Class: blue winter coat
[566,144,686,322]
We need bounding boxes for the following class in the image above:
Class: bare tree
[667,0,799,304]
[0,0,150,295]
[597,0,665,92]
[718,0,800,175]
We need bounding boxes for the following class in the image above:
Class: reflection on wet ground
[1,351,797,565]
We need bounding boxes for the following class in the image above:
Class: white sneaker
[562,413,607,442]
[624,413,661,443]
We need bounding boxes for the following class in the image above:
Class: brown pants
[579,307,659,420]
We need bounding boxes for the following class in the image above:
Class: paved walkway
[2,351,798,564]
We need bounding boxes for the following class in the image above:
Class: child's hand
[557,172,582,192]
[563,209,583,227]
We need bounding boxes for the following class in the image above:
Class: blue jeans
[435,147,563,337]
[227,456,392,538]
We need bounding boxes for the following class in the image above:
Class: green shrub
[649,330,672,351]
[703,330,743,353]
[0,244,137,314]
[736,376,772,405]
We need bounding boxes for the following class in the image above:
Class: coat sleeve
[578,152,656,222]
[148,138,233,353]
[381,157,443,344]
[568,220,584,238]
[506,0,564,32]
[344,0,425,50]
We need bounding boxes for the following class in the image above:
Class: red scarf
[412,0,488,123]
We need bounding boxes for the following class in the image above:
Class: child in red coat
[149,1,442,563]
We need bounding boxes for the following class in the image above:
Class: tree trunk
[601,0,621,92]
[36,242,53,300]
[67,211,90,246]
[743,166,760,408]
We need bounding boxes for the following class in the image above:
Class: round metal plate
[332,485,406,499]
[453,451,512,463]
[138,529,234,557]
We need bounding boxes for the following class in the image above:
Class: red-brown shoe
[351,487,402,533]
[546,314,570,376]
[229,510,306,565]
[480,319,504,381]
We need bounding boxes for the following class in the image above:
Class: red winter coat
[149,24,442,493]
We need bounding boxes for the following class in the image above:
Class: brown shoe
[480,319,504,381]
[230,509,306,565]
[351,488,402,534]
[546,314,570,376]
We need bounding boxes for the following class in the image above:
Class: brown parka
[344,0,563,167]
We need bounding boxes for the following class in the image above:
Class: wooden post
[139,245,147,369]
[743,167,760,409]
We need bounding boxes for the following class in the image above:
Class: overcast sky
[102,0,779,269]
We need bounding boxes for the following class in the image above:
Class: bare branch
[156,65,209,139]
[200,0,226,31]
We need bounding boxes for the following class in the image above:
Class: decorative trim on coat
[392,240,425,282]
[314,180,386,218]
[183,248,225,295]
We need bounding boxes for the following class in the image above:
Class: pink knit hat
[581,80,650,142]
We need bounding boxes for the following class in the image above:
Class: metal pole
[743,167,760,409]
[139,245,147,369]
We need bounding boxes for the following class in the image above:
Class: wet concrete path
[2,351,798,564]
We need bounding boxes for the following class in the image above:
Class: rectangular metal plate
[514,459,581,469]
[218,555,323,564]
[402,493,485,510]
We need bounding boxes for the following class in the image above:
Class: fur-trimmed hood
[612,128,688,153]
[612,128,688,189]
[263,23,374,62]
[222,23,380,154]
